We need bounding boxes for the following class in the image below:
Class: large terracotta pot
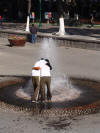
[8,39,26,46]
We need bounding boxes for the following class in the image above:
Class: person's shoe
[32,100,38,103]
[32,100,36,103]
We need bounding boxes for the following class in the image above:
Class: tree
[26,0,31,32]
[56,0,66,35]
[56,0,77,35]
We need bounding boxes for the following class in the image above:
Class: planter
[8,39,26,47]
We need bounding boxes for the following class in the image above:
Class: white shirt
[40,64,51,77]
[32,60,46,76]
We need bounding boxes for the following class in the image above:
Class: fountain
[0,75,100,117]
[0,38,100,117]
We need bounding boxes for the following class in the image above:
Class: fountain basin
[0,76,100,117]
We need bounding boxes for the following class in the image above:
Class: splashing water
[40,38,57,63]
[16,38,81,102]
[15,76,81,102]
[51,76,81,102]
[15,79,33,100]
[16,88,31,100]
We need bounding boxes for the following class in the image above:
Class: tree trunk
[26,0,31,32]
[59,16,65,35]
[56,0,66,35]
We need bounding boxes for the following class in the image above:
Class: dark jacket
[30,26,37,34]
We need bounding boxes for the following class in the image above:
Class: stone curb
[0,29,100,50]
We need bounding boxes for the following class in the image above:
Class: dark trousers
[32,34,36,43]
[40,76,52,101]
[32,76,39,101]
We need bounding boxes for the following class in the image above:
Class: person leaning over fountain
[40,59,52,102]
[32,58,47,102]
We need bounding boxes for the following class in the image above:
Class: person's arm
[32,67,40,70]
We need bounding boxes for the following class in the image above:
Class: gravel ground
[0,107,100,133]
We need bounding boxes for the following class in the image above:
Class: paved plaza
[0,24,100,133]
[0,36,100,80]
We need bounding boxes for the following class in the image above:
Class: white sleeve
[39,60,47,68]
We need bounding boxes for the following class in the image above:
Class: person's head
[45,59,49,63]
[41,58,44,60]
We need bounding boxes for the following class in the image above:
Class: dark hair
[41,58,44,60]
[45,59,49,63]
